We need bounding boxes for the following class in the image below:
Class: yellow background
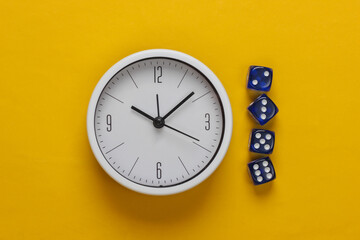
[1,0,360,239]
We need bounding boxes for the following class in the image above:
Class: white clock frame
[87,49,233,195]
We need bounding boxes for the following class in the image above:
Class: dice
[247,66,273,91]
[248,157,276,185]
[248,94,278,125]
[249,129,275,154]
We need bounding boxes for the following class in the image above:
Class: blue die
[247,66,273,91]
[249,129,275,154]
[248,94,278,125]
[248,157,276,185]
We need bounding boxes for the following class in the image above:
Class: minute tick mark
[128,157,139,176]
[105,142,125,154]
[177,69,188,88]
[192,142,212,153]
[178,156,190,175]
[192,91,211,103]
[127,70,139,88]
[104,92,124,103]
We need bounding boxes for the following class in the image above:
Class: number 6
[156,162,162,179]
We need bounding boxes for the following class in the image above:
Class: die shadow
[86,143,213,224]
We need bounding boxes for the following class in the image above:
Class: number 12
[154,66,162,83]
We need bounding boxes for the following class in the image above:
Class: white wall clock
[87,49,232,195]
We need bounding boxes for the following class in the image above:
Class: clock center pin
[153,116,165,128]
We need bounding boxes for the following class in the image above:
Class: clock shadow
[89,152,212,223]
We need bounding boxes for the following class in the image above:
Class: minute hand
[162,92,194,120]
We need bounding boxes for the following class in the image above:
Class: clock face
[88,50,232,195]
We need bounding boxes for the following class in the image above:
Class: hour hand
[131,106,155,121]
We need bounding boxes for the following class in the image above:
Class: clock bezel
[87,49,233,195]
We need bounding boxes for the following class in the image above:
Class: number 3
[205,113,210,130]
